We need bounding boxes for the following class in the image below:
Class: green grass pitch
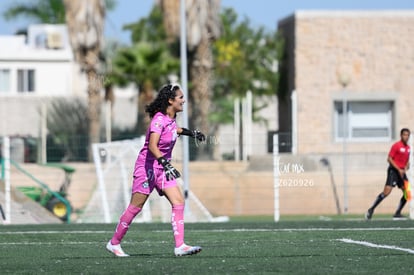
[0,218,413,274]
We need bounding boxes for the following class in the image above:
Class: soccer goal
[79,138,228,223]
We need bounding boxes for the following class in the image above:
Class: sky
[0,0,414,44]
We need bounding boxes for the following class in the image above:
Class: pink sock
[111,204,141,245]
[171,204,185,248]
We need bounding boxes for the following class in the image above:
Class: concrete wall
[278,11,414,155]
[0,92,137,138]
[6,159,410,222]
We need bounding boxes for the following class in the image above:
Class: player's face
[171,89,185,113]
[401,131,410,144]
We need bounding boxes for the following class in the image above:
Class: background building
[0,24,137,161]
[0,24,278,162]
[278,11,414,159]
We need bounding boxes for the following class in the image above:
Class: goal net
[79,138,228,223]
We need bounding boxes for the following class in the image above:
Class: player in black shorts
[365,128,410,220]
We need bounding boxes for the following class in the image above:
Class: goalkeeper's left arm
[178,128,206,142]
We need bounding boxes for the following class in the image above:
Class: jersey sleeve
[388,143,398,158]
[149,114,165,135]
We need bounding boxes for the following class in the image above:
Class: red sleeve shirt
[388,140,410,169]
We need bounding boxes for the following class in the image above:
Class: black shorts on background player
[385,166,407,189]
[365,128,410,220]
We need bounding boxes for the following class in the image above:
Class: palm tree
[2,0,66,24]
[112,6,179,135]
[159,0,221,158]
[3,0,115,160]
[110,42,179,135]
[3,0,116,24]
[63,0,106,159]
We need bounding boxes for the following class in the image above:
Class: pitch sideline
[1,227,414,235]
[338,238,414,255]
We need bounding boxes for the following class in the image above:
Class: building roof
[0,24,73,61]
[279,10,414,25]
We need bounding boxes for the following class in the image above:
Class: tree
[3,0,66,24]
[108,3,283,160]
[3,0,116,161]
[110,41,179,135]
[2,0,115,28]
[211,8,284,159]
[212,8,284,123]
[63,0,106,160]
[123,5,168,45]
[106,6,179,135]
[159,0,221,159]
[46,98,89,161]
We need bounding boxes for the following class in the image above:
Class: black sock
[395,196,407,215]
[370,193,386,210]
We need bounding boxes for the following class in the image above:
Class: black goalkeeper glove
[181,128,206,142]
[157,157,181,181]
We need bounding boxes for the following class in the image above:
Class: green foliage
[209,97,234,124]
[106,6,180,134]
[211,8,284,124]
[109,41,179,91]
[46,98,89,161]
[2,0,116,25]
[104,0,117,11]
[113,6,284,128]
[3,0,66,24]
[108,5,180,91]
[123,6,167,45]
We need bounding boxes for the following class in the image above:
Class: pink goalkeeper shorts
[132,166,177,196]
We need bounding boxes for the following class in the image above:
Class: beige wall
[279,11,414,154]
[8,161,408,220]
[187,162,405,217]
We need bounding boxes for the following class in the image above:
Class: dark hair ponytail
[145,84,181,118]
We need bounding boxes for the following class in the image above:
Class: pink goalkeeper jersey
[135,112,178,170]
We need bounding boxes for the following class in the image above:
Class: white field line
[338,238,414,255]
[1,228,414,248]
[1,227,414,235]
[207,227,414,232]
[0,231,110,234]
[0,241,100,245]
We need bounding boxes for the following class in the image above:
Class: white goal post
[78,138,228,223]
[409,135,414,219]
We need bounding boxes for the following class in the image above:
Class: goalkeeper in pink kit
[106,84,205,257]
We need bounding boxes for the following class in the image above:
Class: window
[0,69,10,92]
[334,101,393,141]
[17,69,35,92]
